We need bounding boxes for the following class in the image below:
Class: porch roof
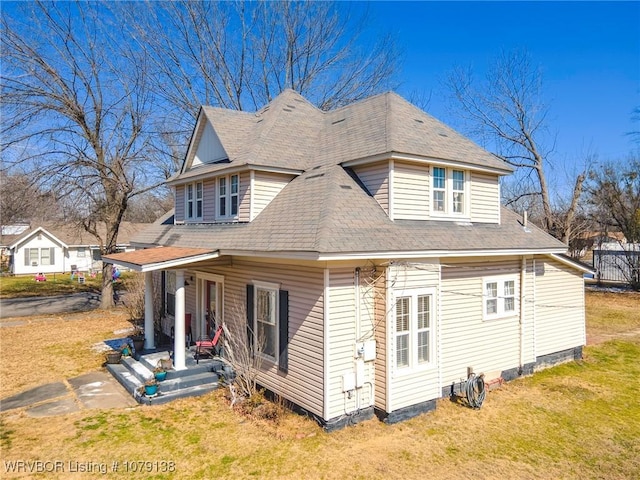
[103,246,219,272]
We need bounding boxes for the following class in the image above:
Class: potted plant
[119,342,132,357]
[105,350,122,364]
[153,362,167,381]
[129,327,145,353]
[144,378,158,396]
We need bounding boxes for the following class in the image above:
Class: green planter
[144,384,158,396]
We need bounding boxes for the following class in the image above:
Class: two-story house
[105,90,590,429]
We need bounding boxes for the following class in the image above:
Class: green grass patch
[0,272,133,298]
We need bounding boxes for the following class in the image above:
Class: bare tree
[1,2,169,307]
[0,170,64,225]
[124,1,399,169]
[587,155,640,289]
[444,50,586,244]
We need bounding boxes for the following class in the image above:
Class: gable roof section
[8,226,68,250]
[7,222,146,250]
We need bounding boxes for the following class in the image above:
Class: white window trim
[217,174,240,220]
[253,280,280,364]
[430,167,469,219]
[391,287,436,376]
[185,181,204,221]
[483,275,518,321]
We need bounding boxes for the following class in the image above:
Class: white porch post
[144,271,155,349]
[174,269,187,370]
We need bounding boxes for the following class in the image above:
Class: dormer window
[432,167,467,216]
[186,181,203,220]
[217,174,239,219]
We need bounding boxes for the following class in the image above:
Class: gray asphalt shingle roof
[132,90,565,258]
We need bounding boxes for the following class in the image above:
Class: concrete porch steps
[106,348,225,406]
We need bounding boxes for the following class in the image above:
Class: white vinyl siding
[469,171,501,223]
[202,179,216,222]
[373,269,387,411]
[353,161,389,215]
[251,172,294,220]
[201,259,325,418]
[238,171,251,222]
[174,184,185,223]
[385,262,440,412]
[440,257,523,387]
[326,267,376,420]
[392,161,429,220]
[533,257,586,357]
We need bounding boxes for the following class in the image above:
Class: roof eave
[105,251,220,273]
[342,152,513,175]
[167,164,304,186]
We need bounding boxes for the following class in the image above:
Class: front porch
[106,347,230,405]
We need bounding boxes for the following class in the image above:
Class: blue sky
[364,1,639,179]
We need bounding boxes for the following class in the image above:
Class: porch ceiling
[103,246,219,272]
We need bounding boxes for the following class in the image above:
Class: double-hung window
[483,276,517,320]
[393,288,435,372]
[246,282,289,373]
[186,182,203,220]
[255,283,278,361]
[431,167,467,216]
[217,174,239,220]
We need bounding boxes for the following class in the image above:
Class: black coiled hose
[465,372,486,409]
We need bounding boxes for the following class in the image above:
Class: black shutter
[278,290,289,373]
[246,284,254,355]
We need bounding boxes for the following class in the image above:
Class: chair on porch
[195,325,223,364]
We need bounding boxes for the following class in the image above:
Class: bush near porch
[0,291,638,479]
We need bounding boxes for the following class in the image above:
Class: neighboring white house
[6,223,144,275]
[105,90,591,430]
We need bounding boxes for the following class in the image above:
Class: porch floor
[106,346,227,405]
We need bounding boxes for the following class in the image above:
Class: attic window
[331,118,345,125]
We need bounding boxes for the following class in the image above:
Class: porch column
[173,269,187,370]
[144,271,155,349]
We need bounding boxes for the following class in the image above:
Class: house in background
[5,222,144,276]
[105,90,591,429]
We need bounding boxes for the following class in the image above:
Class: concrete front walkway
[0,371,137,417]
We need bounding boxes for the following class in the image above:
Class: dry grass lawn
[1,291,639,479]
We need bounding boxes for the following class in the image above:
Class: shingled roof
[174,89,512,182]
[129,90,565,260]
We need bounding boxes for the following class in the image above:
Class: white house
[105,90,591,429]
[6,223,144,275]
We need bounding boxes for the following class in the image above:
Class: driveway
[0,292,101,320]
